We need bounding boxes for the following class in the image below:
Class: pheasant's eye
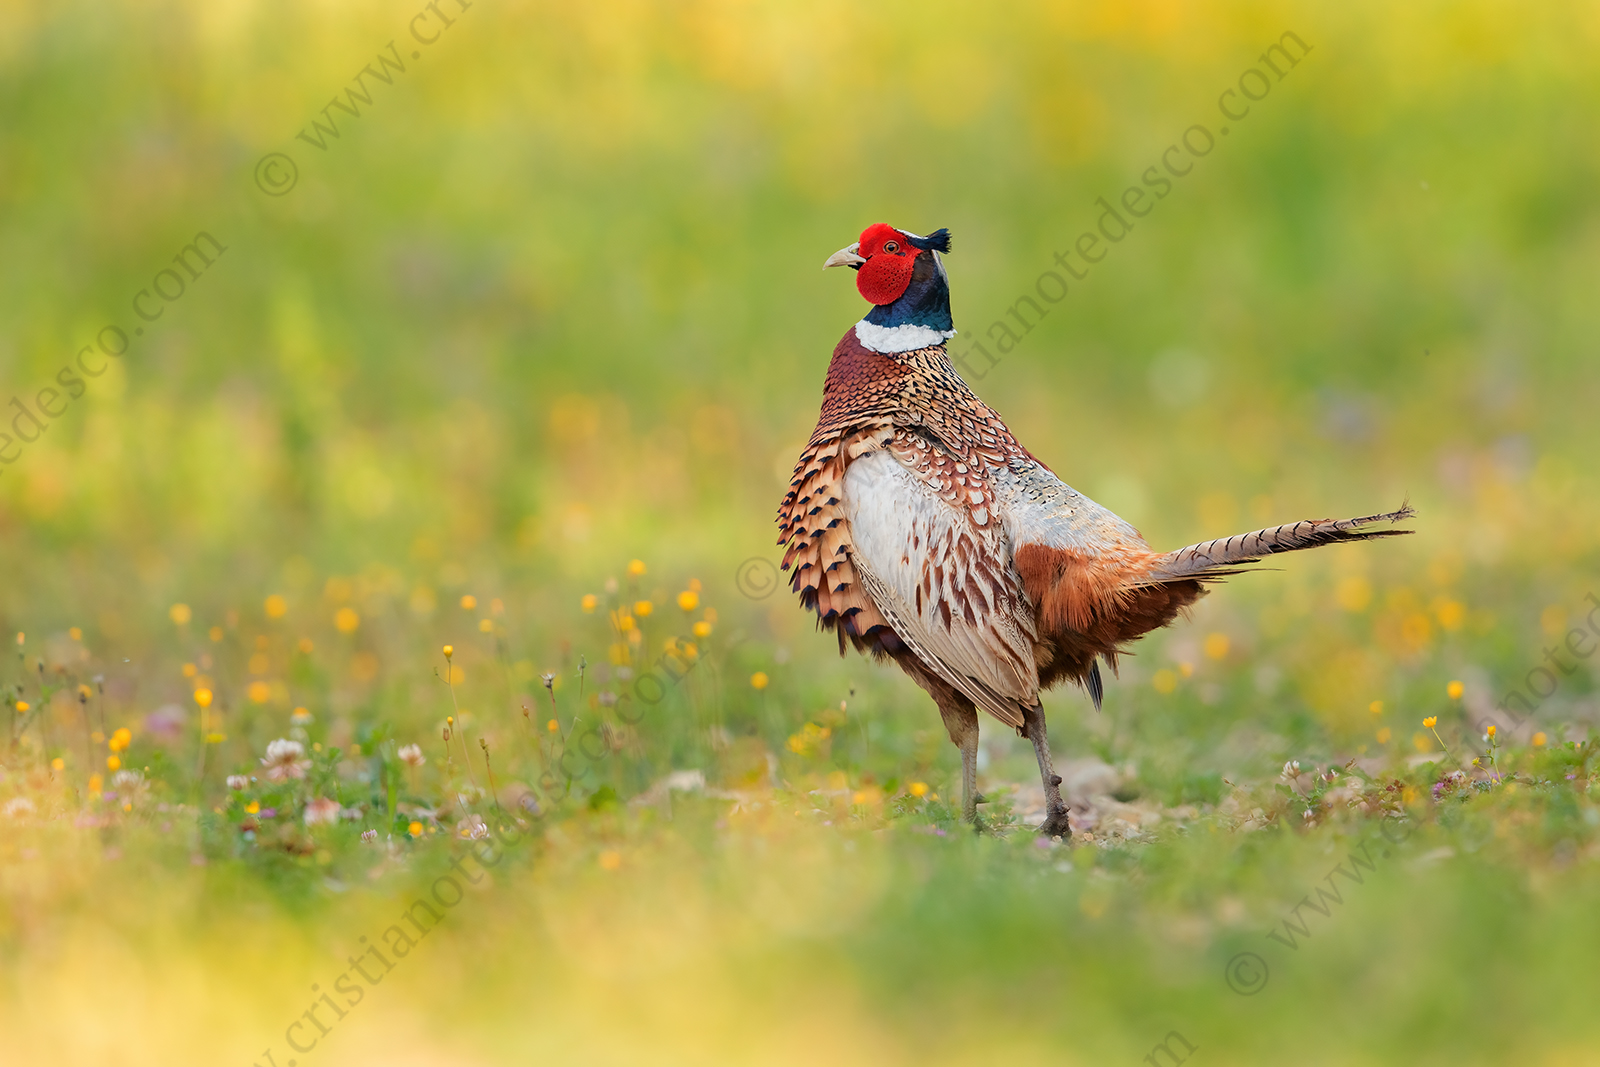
[882,240,899,253]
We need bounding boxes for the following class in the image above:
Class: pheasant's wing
[843,448,1039,728]
[991,459,1148,558]
[777,426,903,654]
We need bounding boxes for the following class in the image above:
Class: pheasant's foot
[1038,806,1072,838]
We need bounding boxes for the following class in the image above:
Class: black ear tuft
[905,228,952,254]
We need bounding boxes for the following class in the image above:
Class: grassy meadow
[3,1,1600,1064]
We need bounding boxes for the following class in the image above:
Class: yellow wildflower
[1447,680,1464,700]
[264,594,288,619]
[581,594,598,613]
[14,701,28,713]
[169,603,192,625]
[106,755,121,770]
[908,781,929,797]
[627,559,646,577]
[460,594,477,610]
[69,627,82,641]
[750,672,769,690]
[1533,732,1547,747]
[409,821,423,837]
[634,600,653,617]
[194,688,213,708]
[677,591,699,611]
[1423,716,1437,728]
[692,621,712,638]
[334,607,360,633]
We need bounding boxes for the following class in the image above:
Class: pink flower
[303,797,342,826]
[261,738,310,782]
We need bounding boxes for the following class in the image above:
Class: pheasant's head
[823,224,955,343]
[824,223,953,306]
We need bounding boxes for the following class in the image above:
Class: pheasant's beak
[822,242,866,270]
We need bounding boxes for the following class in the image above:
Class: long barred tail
[1142,502,1415,583]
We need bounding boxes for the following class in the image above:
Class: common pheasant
[776,222,1412,835]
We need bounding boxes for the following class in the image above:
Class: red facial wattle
[856,251,915,305]
[855,223,919,305]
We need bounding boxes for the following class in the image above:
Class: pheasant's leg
[899,662,983,827]
[1022,704,1071,836]
[957,721,980,824]
[937,699,981,826]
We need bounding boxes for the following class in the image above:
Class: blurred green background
[3,1,1599,1064]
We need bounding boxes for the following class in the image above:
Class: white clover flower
[2,797,35,818]
[261,738,311,782]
